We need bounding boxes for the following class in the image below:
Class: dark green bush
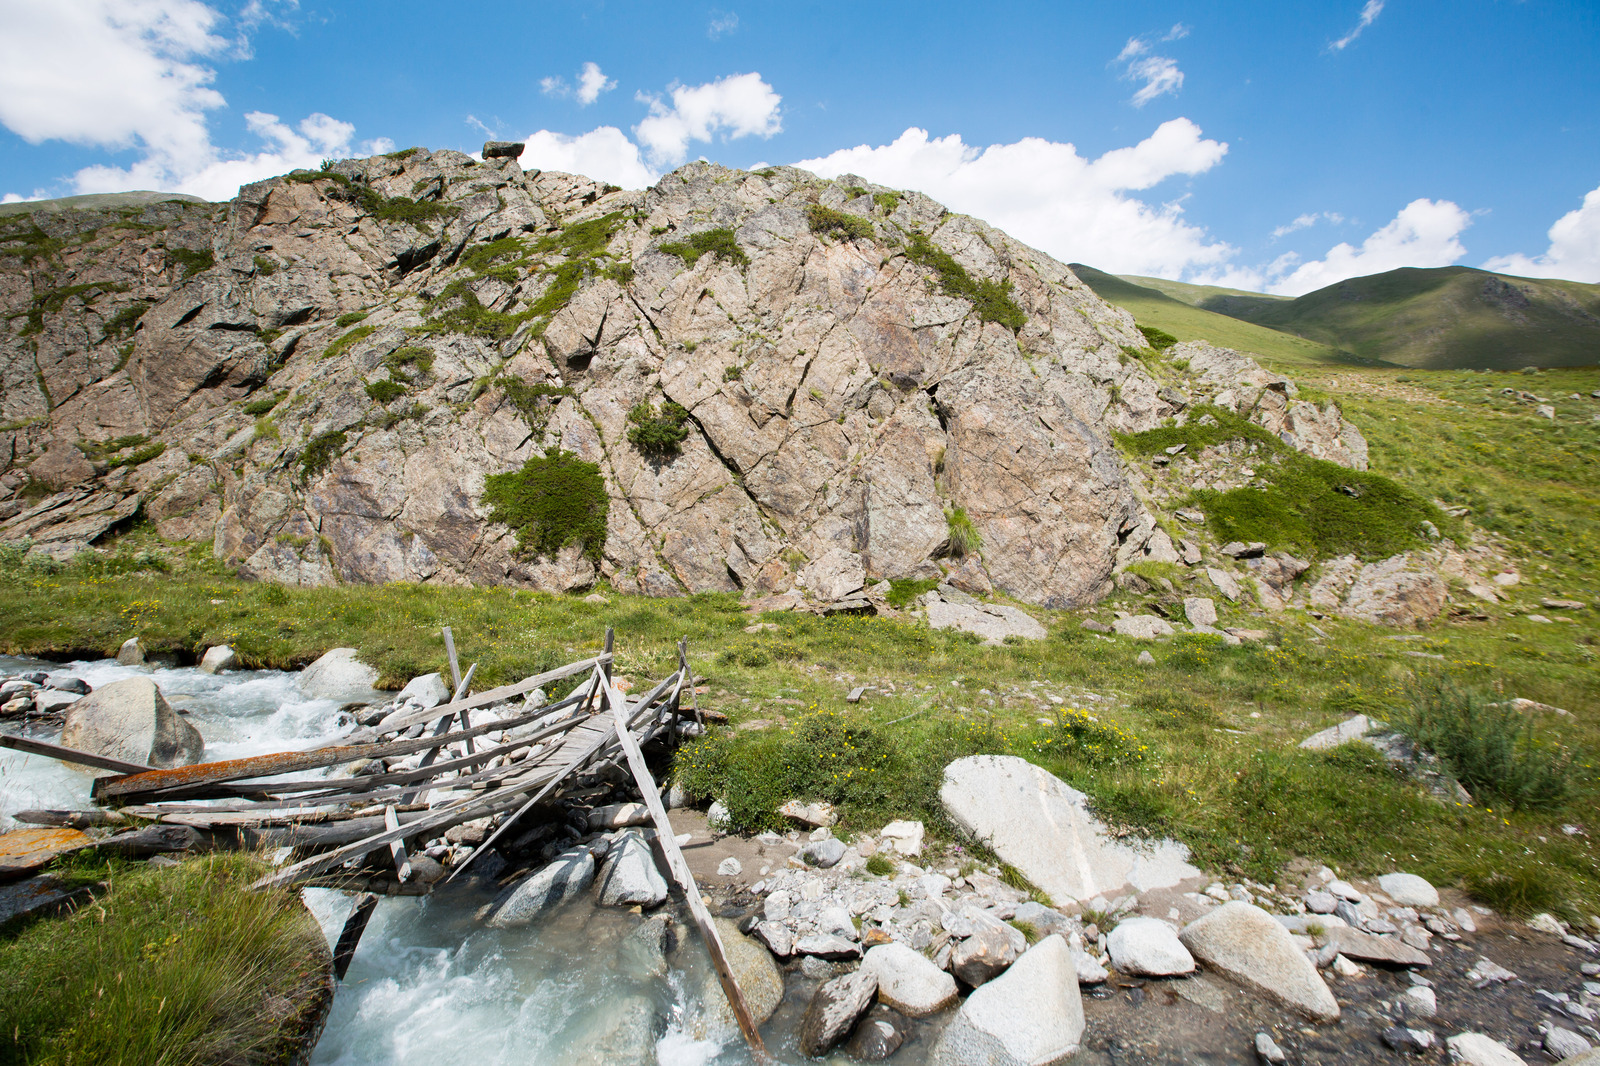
[101,302,149,340]
[364,379,405,404]
[385,346,434,380]
[481,449,608,562]
[167,247,214,278]
[106,443,166,469]
[659,228,749,269]
[806,204,874,242]
[298,430,347,480]
[873,191,904,215]
[906,232,1025,332]
[627,401,692,457]
[242,393,284,417]
[335,311,368,328]
[253,255,278,277]
[1401,679,1577,811]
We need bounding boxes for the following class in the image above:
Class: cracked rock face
[2,154,1193,606]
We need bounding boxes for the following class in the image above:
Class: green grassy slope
[1069,264,1369,370]
[1200,266,1600,370]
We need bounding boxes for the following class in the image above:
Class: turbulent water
[0,655,791,1066]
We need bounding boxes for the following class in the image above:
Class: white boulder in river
[1179,901,1340,1022]
[860,942,959,1017]
[298,647,380,701]
[396,672,451,709]
[931,934,1084,1066]
[940,755,1199,905]
[198,644,239,674]
[596,829,668,907]
[59,676,202,769]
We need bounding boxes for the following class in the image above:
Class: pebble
[1254,1032,1287,1064]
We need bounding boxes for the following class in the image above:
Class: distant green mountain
[1103,265,1600,370]
[1068,264,1367,371]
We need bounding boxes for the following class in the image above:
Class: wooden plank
[602,672,770,1063]
[0,733,152,776]
[252,675,667,892]
[95,684,594,801]
[846,686,866,704]
[348,653,610,742]
[332,893,379,980]
[443,667,678,883]
[383,805,412,882]
[442,626,462,691]
[680,640,704,727]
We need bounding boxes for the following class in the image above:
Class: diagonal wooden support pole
[601,668,771,1064]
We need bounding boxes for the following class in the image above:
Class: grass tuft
[906,232,1025,333]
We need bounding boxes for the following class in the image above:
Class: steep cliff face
[0,150,1366,608]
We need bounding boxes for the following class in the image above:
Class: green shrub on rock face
[298,430,347,480]
[905,232,1025,333]
[659,228,748,269]
[481,449,608,562]
[945,507,982,558]
[806,204,874,242]
[626,401,692,457]
[364,379,405,404]
[1138,324,1179,351]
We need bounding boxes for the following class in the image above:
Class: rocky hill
[2,147,1480,621]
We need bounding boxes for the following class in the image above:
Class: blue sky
[1,0,1596,293]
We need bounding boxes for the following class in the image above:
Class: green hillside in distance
[1068,264,1368,371]
[1116,265,1600,371]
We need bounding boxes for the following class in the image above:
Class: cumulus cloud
[0,0,382,201]
[1115,33,1185,107]
[1482,183,1600,282]
[518,127,658,190]
[1331,0,1385,51]
[794,119,1235,278]
[634,72,781,166]
[1271,211,1344,239]
[75,111,391,201]
[1262,198,1471,295]
[542,62,616,106]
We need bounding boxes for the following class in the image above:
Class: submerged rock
[484,848,595,927]
[696,918,783,1035]
[843,1004,908,1061]
[59,676,203,769]
[800,969,878,1057]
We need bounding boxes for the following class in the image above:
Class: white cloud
[0,0,381,201]
[544,62,616,106]
[794,119,1235,278]
[634,72,781,166]
[708,11,739,38]
[1331,0,1385,51]
[1482,183,1600,282]
[1115,33,1185,107]
[518,127,658,190]
[1271,211,1344,239]
[1264,198,1471,295]
[575,62,616,106]
[74,111,386,201]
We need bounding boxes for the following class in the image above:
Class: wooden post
[679,639,704,728]
[602,672,771,1064]
[332,893,379,980]
[442,626,462,691]
[603,627,614,685]
[383,805,412,882]
[1,734,152,776]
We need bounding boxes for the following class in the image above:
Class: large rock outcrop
[0,151,1198,607]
